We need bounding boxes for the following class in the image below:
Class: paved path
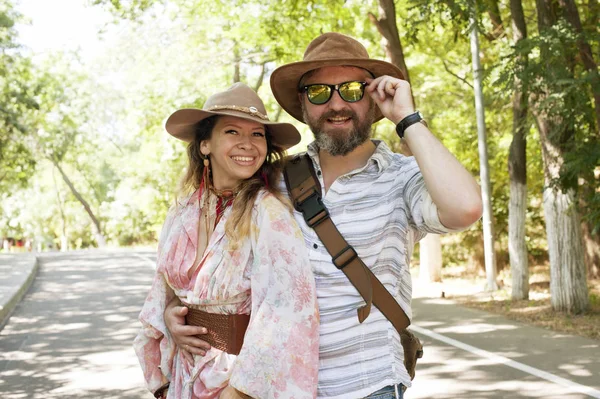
[0,250,156,398]
[408,297,600,398]
[1,250,599,398]
[0,253,38,328]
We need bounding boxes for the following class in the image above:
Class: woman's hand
[164,296,211,363]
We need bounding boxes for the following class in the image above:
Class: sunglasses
[300,81,368,105]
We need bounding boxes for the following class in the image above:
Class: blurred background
[1,0,598,320]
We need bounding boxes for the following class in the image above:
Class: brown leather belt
[185,307,250,355]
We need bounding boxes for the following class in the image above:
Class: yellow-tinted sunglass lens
[307,85,332,104]
[340,82,364,102]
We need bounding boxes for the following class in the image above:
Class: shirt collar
[306,139,394,175]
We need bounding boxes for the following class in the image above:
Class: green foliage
[2,0,598,258]
[0,3,38,192]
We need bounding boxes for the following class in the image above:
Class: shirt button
[317,170,322,176]
[313,243,318,249]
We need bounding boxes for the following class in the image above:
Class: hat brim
[165,108,301,150]
[270,58,405,124]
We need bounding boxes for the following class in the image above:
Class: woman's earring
[202,154,211,191]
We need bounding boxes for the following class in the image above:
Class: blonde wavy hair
[178,116,291,241]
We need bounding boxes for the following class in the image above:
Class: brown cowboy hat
[165,82,301,149]
[270,32,405,124]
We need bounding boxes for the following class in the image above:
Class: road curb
[0,255,39,329]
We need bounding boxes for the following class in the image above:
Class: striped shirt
[284,140,453,399]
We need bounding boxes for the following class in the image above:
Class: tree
[529,0,589,313]
[508,0,530,300]
[469,0,498,291]
[0,3,38,192]
[368,0,445,283]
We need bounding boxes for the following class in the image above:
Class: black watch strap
[395,111,424,139]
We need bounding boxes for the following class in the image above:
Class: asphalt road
[1,250,599,398]
[0,250,156,398]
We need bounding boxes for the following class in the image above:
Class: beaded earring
[202,154,211,192]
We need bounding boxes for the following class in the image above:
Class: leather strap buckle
[332,245,358,270]
[296,190,329,228]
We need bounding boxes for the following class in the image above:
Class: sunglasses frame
[300,81,368,105]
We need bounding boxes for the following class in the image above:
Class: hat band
[208,105,269,121]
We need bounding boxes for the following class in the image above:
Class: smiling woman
[133,83,320,399]
[201,116,268,191]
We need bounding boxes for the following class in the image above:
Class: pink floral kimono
[134,189,320,399]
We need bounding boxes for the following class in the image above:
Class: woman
[134,83,319,399]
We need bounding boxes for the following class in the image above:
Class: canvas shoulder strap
[283,153,410,333]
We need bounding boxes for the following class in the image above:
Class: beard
[302,103,376,156]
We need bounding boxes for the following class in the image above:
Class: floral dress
[134,189,320,399]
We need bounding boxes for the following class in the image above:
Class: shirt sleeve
[133,207,178,394]
[229,194,320,399]
[402,158,464,235]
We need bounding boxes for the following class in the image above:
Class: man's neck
[319,140,377,192]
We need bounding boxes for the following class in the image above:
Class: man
[164,32,482,399]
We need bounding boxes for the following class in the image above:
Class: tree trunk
[368,0,411,84]
[253,62,267,92]
[470,6,498,291]
[532,0,589,314]
[541,180,589,313]
[509,0,529,300]
[52,160,106,248]
[370,0,443,273]
[485,0,505,40]
[233,42,241,84]
[420,234,442,283]
[585,0,599,29]
[582,220,600,278]
[558,0,600,133]
[557,0,600,278]
[52,168,69,252]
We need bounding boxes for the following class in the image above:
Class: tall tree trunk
[420,234,442,283]
[484,0,505,39]
[470,4,498,291]
[233,42,241,84]
[585,0,599,29]
[52,160,106,248]
[509,0,529,300]
[368,0,411,84]
[253,62,268,92]
[369,0,442,281]
[532,0,589,313]
[537,138,588,313]
[556,0,600,277]
[582,220,600,278]
[557,0,600,133]
[52,168,69,251]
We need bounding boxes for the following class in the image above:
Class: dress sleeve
[133,207,178,394]
[229,195,320,399]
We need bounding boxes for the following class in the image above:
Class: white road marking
[411,325,600,398]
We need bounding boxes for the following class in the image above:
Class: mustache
[319,110,357,123]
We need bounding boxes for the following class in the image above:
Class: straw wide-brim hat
[165,82,301,150]
[270,32,405,124]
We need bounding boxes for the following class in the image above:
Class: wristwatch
[395,111,426,139]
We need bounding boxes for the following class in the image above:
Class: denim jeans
[364,384,404,399]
